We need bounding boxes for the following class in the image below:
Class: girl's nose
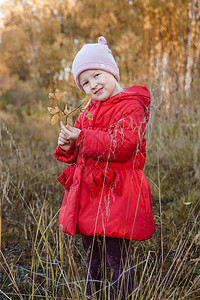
[91,80,98,89]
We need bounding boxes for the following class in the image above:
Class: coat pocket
[57,165,76,190]
[85,167,121,196]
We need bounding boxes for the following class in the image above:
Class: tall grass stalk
[0,250,23,300]
[0,197,1,252]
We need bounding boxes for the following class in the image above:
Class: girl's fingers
[60,121,65,128]
[59,131,68,139]
[60,121,81,141]
[61,122,74,134]
[58,140,70,145]
[58,136,68,143]
[60,129,70,136]
[60,124,71,137]
[58,137,70,145]
[60,121,69,133]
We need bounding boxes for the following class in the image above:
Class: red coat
[54,85,155,240]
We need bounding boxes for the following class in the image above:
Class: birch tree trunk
[193,1,200,80]
[184,0,197,98]
[155,17,162,81]
[180,10,186,94]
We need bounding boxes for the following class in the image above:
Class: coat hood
[125,85,151,122]
[91,85,151,123]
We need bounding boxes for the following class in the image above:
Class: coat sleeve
[77,104,146,162]
[54,114,83,164]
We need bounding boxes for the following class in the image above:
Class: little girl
[55,36,155,299]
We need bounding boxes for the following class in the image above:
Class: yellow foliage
[47,107,59,114]
[64,104,69,114]
[50,113,59,126]
[85,110,93,120]
[66,115,73,126]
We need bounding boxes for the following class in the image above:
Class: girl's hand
[58,121,81,151]
[58,129,72,152]
[60,121,81,141]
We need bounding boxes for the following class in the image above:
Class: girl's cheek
[85,87,91,95]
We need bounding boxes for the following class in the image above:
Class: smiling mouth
[94,87,103,94]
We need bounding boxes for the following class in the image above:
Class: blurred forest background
[0,0,200,299]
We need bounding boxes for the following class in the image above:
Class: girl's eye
[94,73,100,78]
[83,81,89,87]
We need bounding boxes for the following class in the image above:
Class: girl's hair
[72,36,120,92]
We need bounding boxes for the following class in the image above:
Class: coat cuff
[54,143,76,163]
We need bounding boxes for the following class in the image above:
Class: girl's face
[79,69,122,101]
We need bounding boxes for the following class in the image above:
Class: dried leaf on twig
[47,107,59,114]
[47,89,92,126]
[66,115,73,125]
[85,110,93,120]
[51,113,59,126]
[64,104,69,114]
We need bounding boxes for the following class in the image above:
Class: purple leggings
[82,235,135,299]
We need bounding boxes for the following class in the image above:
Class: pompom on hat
[72,36,120,92]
